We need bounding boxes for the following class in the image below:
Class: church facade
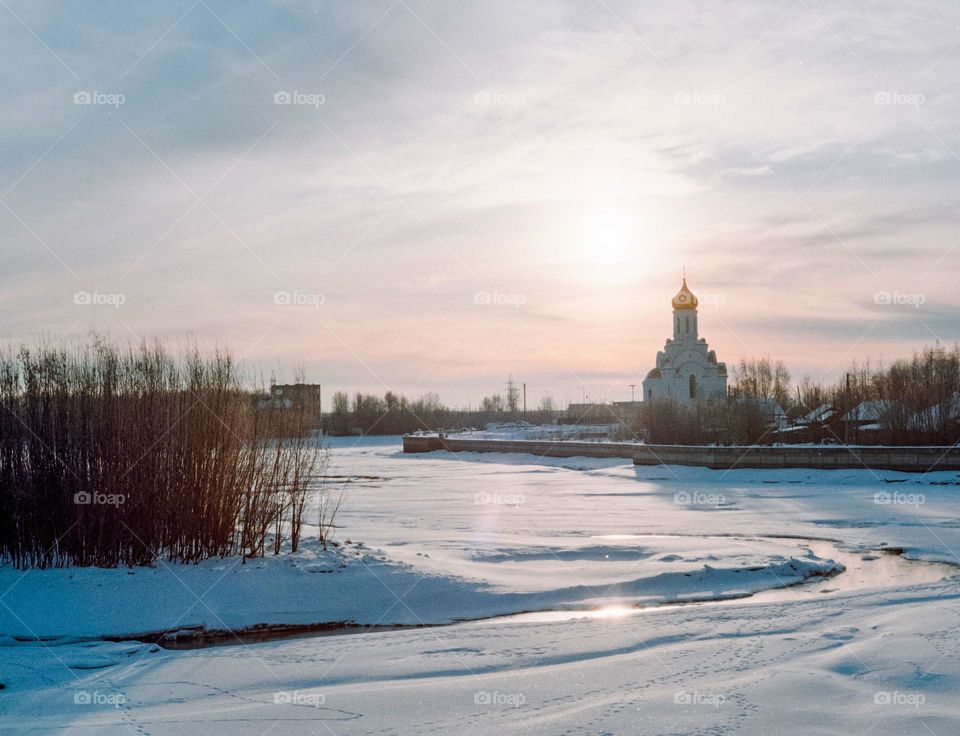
[642,278,727,404]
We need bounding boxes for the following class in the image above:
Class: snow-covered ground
[2,435,960,734]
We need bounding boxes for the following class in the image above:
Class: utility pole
[845,372,852,445]
[522,383,526,415]
[630,384,636,403]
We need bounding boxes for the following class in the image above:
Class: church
[642,277,728,404]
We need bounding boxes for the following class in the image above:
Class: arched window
[685,316,690,333]
[689,374,697,399]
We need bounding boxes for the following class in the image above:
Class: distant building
[749,397,789,429]
[842,399,893,425]
[797,403,836,426]
[269,382,323,425]
[566,402,617,424]
[611,400,643,424]
[839,399,895,443]
[907,395,960,432]
[642,277,727,404]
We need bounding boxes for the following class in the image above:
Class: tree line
[297,345,960,444]
[634,346,960,445]
[322,389,558,436]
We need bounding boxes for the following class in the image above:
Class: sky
[1,0,958,408]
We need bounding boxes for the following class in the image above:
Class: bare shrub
[0,339,328,568]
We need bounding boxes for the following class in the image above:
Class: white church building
[642,277,728,404]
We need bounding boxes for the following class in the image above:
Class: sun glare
[590,604,636,620]
[568,202,669,286]
[580,205,635,264]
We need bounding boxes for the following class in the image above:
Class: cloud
[2,0,959,404]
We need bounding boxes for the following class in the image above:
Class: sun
[559,200,672,288]
[563,203,642,285]
[581,205,635,264]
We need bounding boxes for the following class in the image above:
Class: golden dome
[671,277,698,310]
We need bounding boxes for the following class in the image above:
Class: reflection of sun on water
[589,604,635,619]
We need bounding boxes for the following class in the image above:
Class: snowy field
[2,435,960,734]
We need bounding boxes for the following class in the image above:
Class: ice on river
[2,435,960,734]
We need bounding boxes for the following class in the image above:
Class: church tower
[672,277,699,342]
[642,275,727,404]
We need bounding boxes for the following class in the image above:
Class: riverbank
[404,434,960,471]
[0,534,840,642]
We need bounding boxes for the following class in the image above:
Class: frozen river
[3,435,960,734]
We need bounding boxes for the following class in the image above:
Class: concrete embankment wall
[632,444,960,472]
[402,435,637,459]
[402,435,960,472]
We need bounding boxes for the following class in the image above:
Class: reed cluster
[0,340,324,568]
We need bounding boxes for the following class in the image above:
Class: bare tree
[506,375,520,414]
[731,357,792,409]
